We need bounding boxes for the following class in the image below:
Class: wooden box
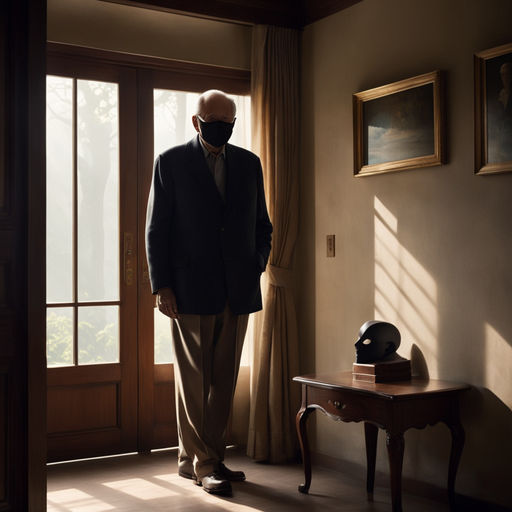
[352,359,411,383]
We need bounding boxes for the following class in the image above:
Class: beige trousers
[171,304,248,479]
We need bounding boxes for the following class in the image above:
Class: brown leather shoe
[196,472,232,495]
[217,462,246,482]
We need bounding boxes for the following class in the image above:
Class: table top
[293,371,470,400]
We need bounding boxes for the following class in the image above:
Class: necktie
[208,153,225,199]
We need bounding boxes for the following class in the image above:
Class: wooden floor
[47,448,449,511]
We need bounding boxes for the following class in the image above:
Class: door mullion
[136,68,156,452]
[72,77,78,367]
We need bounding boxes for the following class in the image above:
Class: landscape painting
[353,71,443,176]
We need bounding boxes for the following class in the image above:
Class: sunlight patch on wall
[102,477,178,499]
[47,488,114,512]
[374,197,439,374]
[485,323,512,408]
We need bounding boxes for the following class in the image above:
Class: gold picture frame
[474,42,512,175]
[353,70,444,177]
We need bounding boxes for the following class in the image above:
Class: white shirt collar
[198,135,226,158]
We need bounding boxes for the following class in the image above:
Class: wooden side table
[293,371,469,512]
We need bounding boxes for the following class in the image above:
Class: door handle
[142,263,150,285]
[124,232,134,286]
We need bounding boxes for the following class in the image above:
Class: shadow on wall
[410,343,429,378]
[458,386,512,506]
[372,194,512,508]
[296,41,317,377]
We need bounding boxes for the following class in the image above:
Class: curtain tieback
[267,264,293,289]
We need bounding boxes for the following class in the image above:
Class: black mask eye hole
[362,338,372,345]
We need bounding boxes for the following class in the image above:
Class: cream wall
[47,0,252,70]
[299,0,512,507]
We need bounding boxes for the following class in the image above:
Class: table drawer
[306,386,387,424]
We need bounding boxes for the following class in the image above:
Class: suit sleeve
[145,155,173,294]
[255,158,273,271]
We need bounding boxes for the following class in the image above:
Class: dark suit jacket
[145,136,272,315]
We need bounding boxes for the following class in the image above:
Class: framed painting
[353,70,444,176]
[475,42,512,175]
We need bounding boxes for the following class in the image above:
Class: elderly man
[146,89,272,495]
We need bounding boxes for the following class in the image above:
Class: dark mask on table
[354,320,401,364]
[198,117,235,147]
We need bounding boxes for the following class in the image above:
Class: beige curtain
[247,25,301,463]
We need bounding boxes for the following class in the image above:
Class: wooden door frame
[1,0,46,510]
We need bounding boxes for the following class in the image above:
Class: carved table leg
[296,403,314,494]
[446,419,465,511]
[386,431,405,512]
[364,422,378,498]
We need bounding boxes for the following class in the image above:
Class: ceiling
[101,0,362,28]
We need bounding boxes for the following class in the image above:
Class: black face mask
[198,117,235,147]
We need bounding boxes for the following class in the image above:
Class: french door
[46,59,139,461]
[137,71,252,451]
[46,47,250,461]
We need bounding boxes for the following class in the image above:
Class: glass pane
[77,80,119,302]
[46,76,73,303]
[154,308,173,364]
[47,307,74,367]
[78,305,119,365]
[231,95,251,149]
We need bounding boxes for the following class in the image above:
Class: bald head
[192,90,237,152]
[195,90,236,122]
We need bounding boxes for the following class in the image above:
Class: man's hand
[157,287,180,319]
